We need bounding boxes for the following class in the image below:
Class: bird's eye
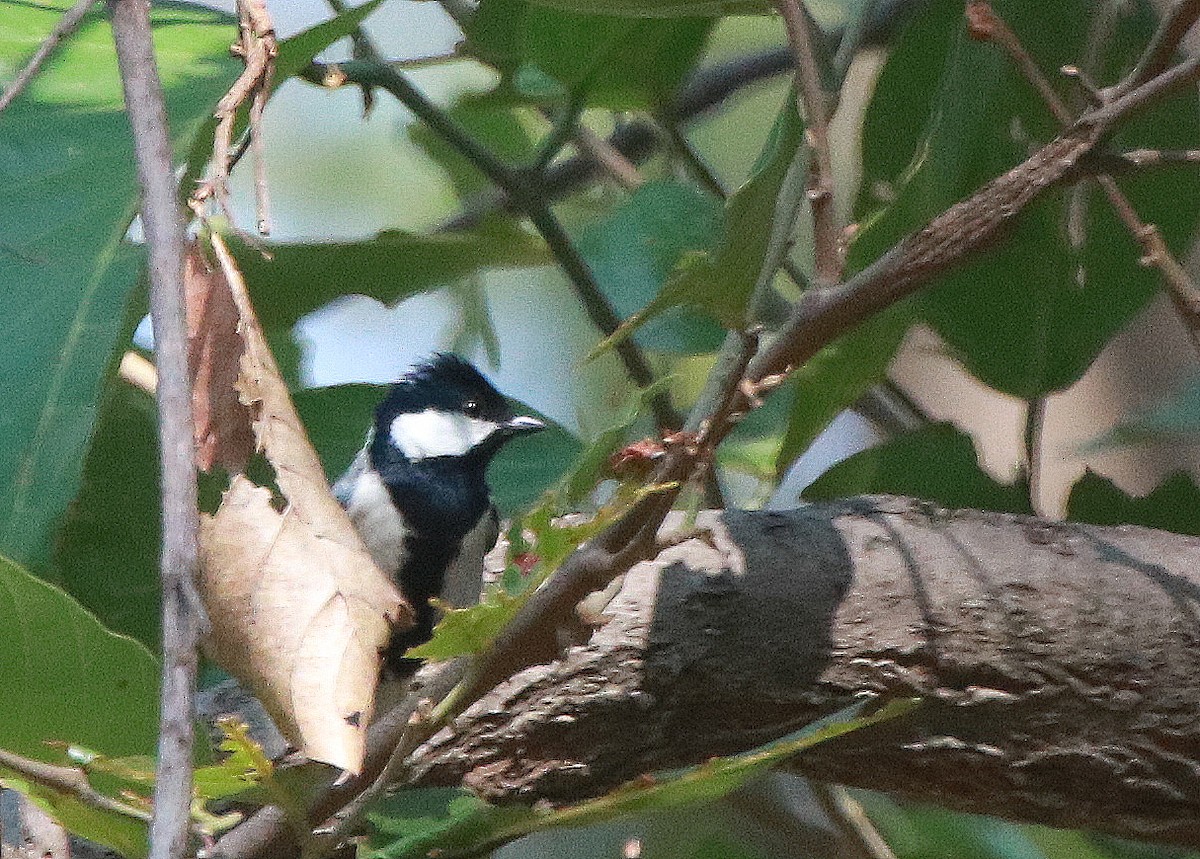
[463,399,481,417]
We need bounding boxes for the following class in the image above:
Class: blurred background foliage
[3,0,1200,856]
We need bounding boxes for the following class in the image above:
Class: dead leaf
[186,241,255,472]
[197,232,411,775]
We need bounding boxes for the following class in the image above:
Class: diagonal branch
[968,1,1200,351]
[0,0,96,113]
[775,0,841,285]
[1114,0,1200,97]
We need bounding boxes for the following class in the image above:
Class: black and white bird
[332,354,545,673]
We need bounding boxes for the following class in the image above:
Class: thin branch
[969,1,1200,350]
[108,4,202,859]
[120,349,159,395]
[0,748,151,822]
[574,125,644,191]
[775,0,841,285]
[303,55,682,429]
[813,784,898,859]
[0,0,96,113]
[532,89,588,174]
[1025,396,1047,518]
[1114,0,1200,97]
[192,0,276,235]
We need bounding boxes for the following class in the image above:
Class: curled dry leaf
[186,242,254,472]
[197,233,410,775]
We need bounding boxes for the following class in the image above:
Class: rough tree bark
[408,496,1200,848]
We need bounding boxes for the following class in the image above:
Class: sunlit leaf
[0,1,239,568]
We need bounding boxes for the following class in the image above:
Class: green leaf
[0,553,160,856]
[855,0,1200,399]
[519,0,769,17]
[409,96,538,199]
[0,773,150,859]
[1066,471,1200,537]
[274,0,384,83]
[0,1,240,568]
[0,555,159,758]
[52,382,164,649]
[775,305,915,477]
[802,423,1033,515]
[594,90,805,355]
[577,180,725,354]
[364,698,917,859]
[466,0,714,109]
[232,220,548,337]
[292,385,581,518]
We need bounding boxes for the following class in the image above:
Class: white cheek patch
[390,408,500,460]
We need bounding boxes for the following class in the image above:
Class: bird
[332,353,545,674]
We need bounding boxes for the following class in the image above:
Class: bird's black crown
[375,352,513,425]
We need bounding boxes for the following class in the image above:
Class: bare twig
[970,1,1200,350]
[108,4,201,859]
[193,0,276,234]
[302,48,683,430]
[120,350,159,395]
[573,126,644,191]
[0,0,96,113]
[775,0,840,285]
[0,749,151,823]
[1114,0,1200,97]
[812,784,898,859]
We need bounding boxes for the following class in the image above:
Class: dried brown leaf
[197,233,410,775]
[186,241,254,472]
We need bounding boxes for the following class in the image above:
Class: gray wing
[440,505,499,609]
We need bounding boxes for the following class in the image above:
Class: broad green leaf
[856,792,1082,859]
[0,1,240,568]
[0,555,159,758]
[802,423,1033,514]
[52,382,163,648]
[774,305,915,477]
[577,179,724,354]
[0,554,160,855]
[364,698,917,859]
[854,0,1200,399]
[409,96,538,199]
[231,220,549,337]
[466,0,714,109]
[1066,471,1200,537]
[595,91,805,354]
[292,384,581,517]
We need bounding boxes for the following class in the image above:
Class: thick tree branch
[410,499,1200,850]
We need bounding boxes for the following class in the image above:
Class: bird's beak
[503,415,546,435]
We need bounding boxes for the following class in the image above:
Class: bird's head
[371,353,545,470]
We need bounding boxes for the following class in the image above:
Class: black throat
[370,432,493,671]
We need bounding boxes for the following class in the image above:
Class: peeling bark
[410,497,1200,848]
